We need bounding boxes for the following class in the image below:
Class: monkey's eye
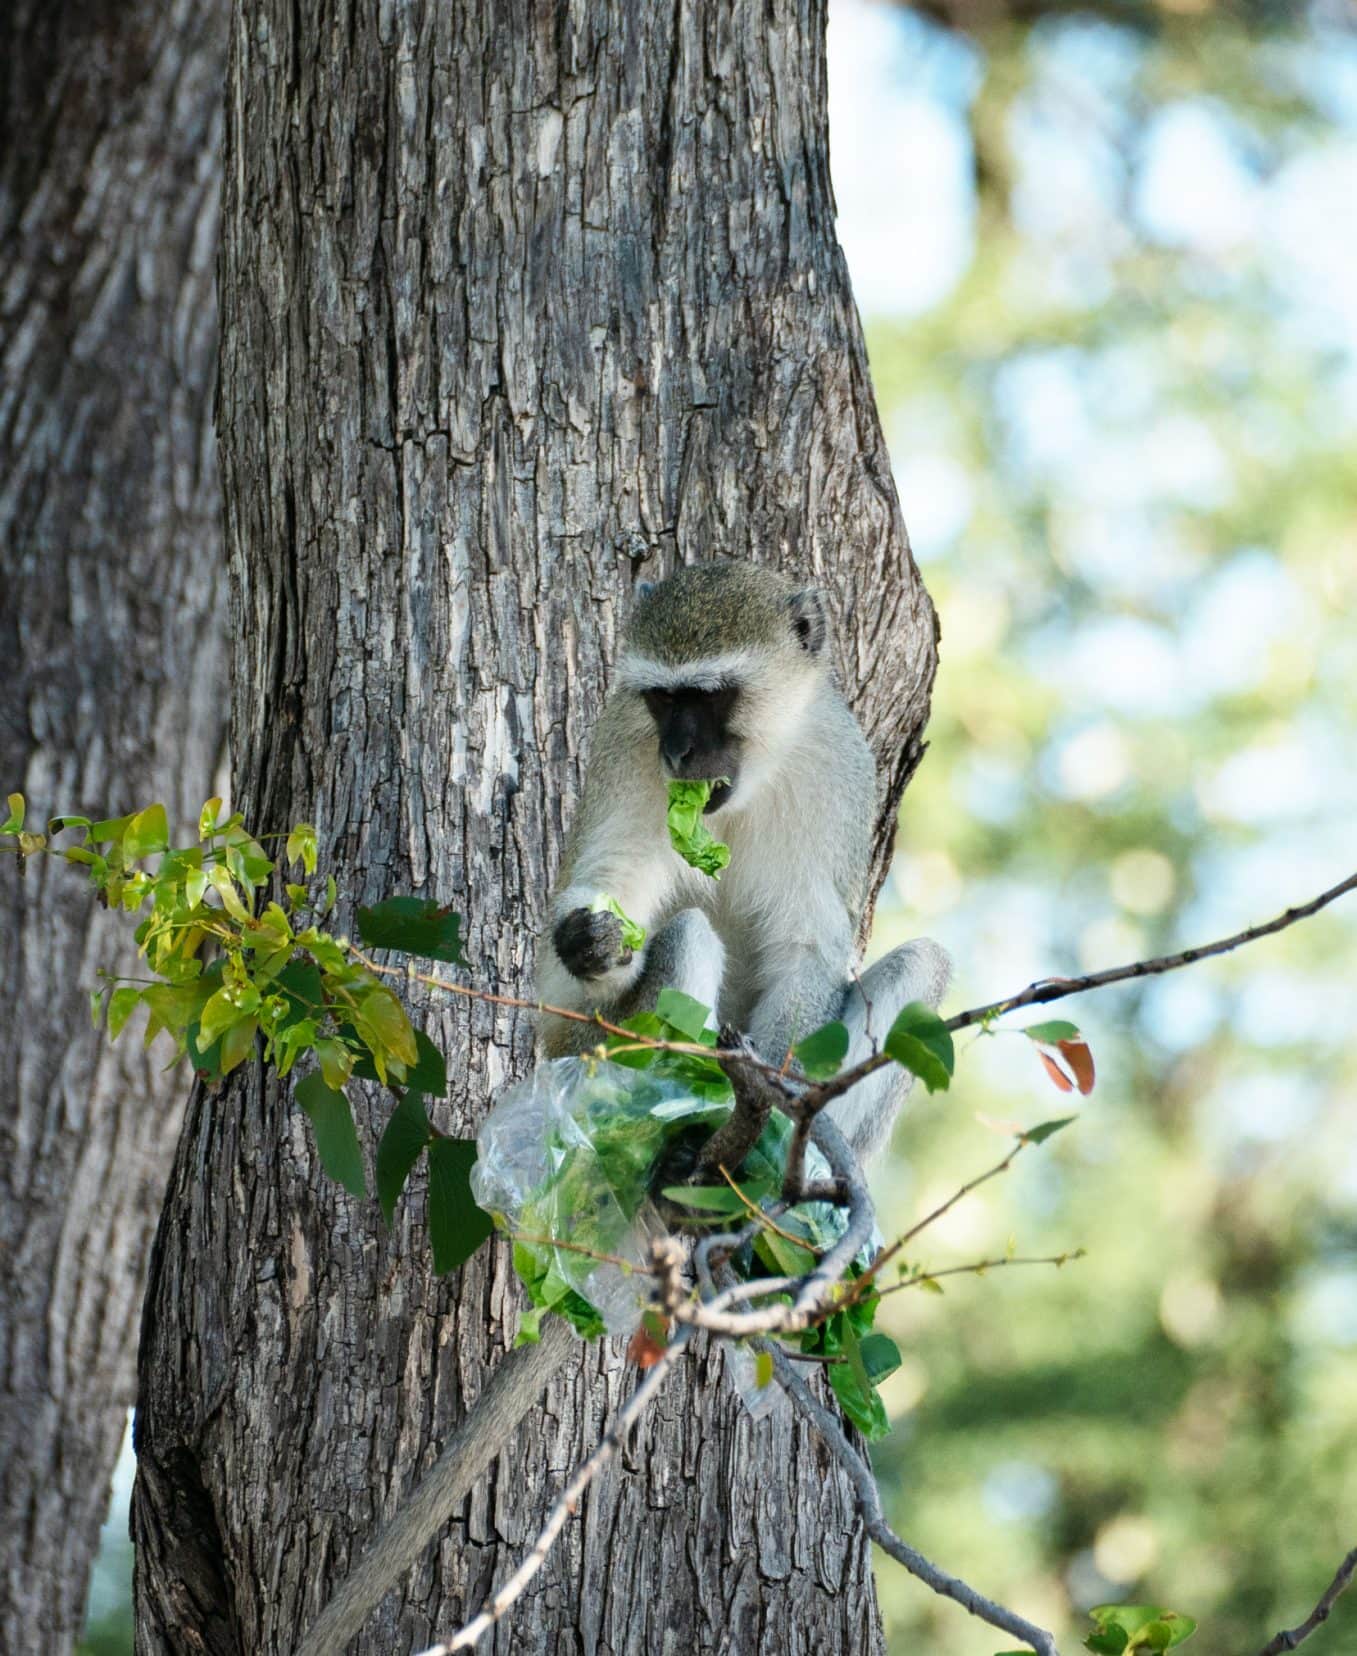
[642,689,673,721]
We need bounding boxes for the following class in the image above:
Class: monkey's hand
[554,906,635,980]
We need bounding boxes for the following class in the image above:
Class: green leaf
[794,1020,850,1080]
[426,1137,493,1274]
[219,1016,259,1075]
[286,821,319,875]
[883,1001,954,1093]
[756,1228,817,1278]
[754,1350,774,1389]
[123,803,169,859]
[315,1035,354,1090]
[106,986,143,1041]
[224,836,273,887]
[349,983,418,1073]
[207,864,252,922]
[666,780,731,878]
[659,1182,773,1215]
[828,1320,891,1440]
[653,988,713,1043]
[198,797,224,837]
[356,896,468,964]
[376,1091,432,1222]
[274,1017,318,1076]
[295,1073,366,1198]
[199,981,261,1045]
[1085,1607,1198,1653]
[1023,1018,1082,1043]
[275,959,325,1022]
[592,893,647,952]
[90,988,105,1028]
[2,793,23,834]
[858,1331,903,1384]
[1024,1115,1077,1146]
[404,1029,448,1096]
[185,1015,223,1082]
[89,812,133,845]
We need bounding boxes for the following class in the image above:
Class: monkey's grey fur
[539,560,949,1161]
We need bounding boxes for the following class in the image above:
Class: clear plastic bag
[471,1056,727,1336]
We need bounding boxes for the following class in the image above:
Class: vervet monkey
[538,560,949,1160]
[294,563,946,1654]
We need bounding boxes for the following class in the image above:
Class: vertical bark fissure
[0,2,226,1649]
[134,1,936,1651]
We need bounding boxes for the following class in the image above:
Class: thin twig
[946,869,1357,1032]
[713,1166,816,1252]
[853,1141,1026,1294]
[1256,1547,1357,1656]
[674,1116,874,1338]
[763,1340,1060,1656]
[742,870,1357,1120]
[871,1249,1086,1302]
[349,943,748,1065]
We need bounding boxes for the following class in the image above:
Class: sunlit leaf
[286,822,319,875]
[653,987,712,1042]
[124,804,169,859]
[106,986,143,1041]
[315,1036,354,1090]
[884,1001,954,1092]
[794,1020,850,1080]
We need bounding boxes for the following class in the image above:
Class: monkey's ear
[788,587,828,655]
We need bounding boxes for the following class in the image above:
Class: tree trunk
[133,2,937,1652]
[0,2,226,1649]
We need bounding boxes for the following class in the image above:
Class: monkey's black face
[641,684,741,810]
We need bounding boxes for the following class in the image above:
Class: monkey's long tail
[292,1315,576,1656]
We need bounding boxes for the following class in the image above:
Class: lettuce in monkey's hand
[590,894,647,952]
[667,780,731,878]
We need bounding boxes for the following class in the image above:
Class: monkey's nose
[661,736,696,771]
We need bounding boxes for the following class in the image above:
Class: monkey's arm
[538,698,686,1048]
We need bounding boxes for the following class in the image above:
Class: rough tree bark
[0,2,226,1650]
[133,2,938,1652]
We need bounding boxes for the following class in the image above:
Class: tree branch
[760,1340,1060,1655]
[1256,1547,1357,1656]
[947,869,1357,1032]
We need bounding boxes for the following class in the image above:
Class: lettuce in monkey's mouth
[666,780,732,878]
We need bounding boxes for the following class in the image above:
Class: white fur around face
[613,648,767,694]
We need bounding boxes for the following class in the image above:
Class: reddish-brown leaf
[1057,1038,1096,1096]
[1038,1050,1075,1093]
[627,1319,669,1369]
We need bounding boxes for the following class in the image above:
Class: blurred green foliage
[865,7,1357,1653]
